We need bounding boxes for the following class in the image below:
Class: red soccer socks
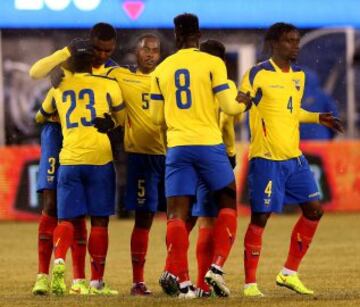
[166,218,190,283]
[212,208,237,268]
[71,218,87,279]
[131,227,150,283]
[244,223,264,283]
[88,226,108,281]
[38,213,57,274]
[53,221,74,261]
[196,226,214,292]
[285,215,320,271]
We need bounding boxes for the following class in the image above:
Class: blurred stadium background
[0,1,359,305]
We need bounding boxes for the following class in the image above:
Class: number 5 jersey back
[36,73,124,165]
[151,48,231,147]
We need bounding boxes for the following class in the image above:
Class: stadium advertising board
[0,0,360,29]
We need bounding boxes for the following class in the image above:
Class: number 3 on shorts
[264,180,272,198]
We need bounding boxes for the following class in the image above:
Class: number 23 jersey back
[240,59,305,160]
[151,48,230,147]
[41,73,123,165]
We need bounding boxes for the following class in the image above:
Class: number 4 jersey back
[38,73,123,165]
[240,58,306,160]
[151,48,230,147]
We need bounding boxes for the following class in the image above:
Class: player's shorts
[192,155,236,217]
[166,144,234,198]
[124,153,166,213]
[248,155,320,213]
[37,122,62,192]
[57,162,116,219]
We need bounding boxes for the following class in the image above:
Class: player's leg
[125,153,159,295]
[161,146,198,298]
[195,144,237,297]
[33,123,61,295]
[191,180,218,297]
[86,163,118,295]
[278,156,322,295]
[243,158,285,297]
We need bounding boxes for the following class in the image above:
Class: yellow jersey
[36,73,124,165]
[107,66,166,155]
[150,48,232,147]
[240,58,309,160]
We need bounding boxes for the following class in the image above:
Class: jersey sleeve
[29,47,71,80]
[239,68,256,97]
[108,83,125,126]
[150,68,165,125]
[35,88,58,123]
[211,57,230,94]
[299,108,320,123]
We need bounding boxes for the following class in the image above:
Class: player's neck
[138,66,154,75]
[180,41,198,49]
[271,56,291,72]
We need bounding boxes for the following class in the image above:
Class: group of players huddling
[29,13,343,299]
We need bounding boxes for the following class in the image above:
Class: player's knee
[214,184,237,209]
[303,203,324,221]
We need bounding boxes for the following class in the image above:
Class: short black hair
[200,39,226,60]
[173,13,199,36]
[265,22,298,43]
[136,33,160,46]
[71,53,93,72]
[90,22,117,41]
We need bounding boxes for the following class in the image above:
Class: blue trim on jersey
[112,103,125,112]
[151,94,164,100]
[40,106,54,117]
[105,58,118,68]
[291,63,303,72]
[119,64,138,73]
[249,60,275,86]
[213,83,230,94]
[253,87,263,105]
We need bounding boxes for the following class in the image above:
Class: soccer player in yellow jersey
[35,50,124,296]
[239,23,343,297]
[102,34,164,296]
[30,23,118,296]
[189,39,240,298]
[149,14,250,298]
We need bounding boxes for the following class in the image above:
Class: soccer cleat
[89,284,118,295]
[178,285,196,299]
[205,266,230,297]
[243,284,264,297]
[159,271,179,296]
[69,280,89,295]
[276,272,314,295]
[130,282,152,296]
[195,287,212,298]
[32,274,50,295]
[50,263,66,296]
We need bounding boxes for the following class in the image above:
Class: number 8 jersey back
[150,48,231,147]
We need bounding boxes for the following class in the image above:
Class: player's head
[265,22,300,62]
[70,51,93,73]
[200,39,226,61]
[173,13,201,49]
[90,22,117,67]
[136,33,161,74]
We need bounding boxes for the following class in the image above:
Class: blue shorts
[166,144,234,197]
[125,153,166,213]
[192,155,235,217]
[57,163,116,219]
[248,156,320,213]
[37,123,62,192]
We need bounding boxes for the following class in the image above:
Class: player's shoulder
[88,74,118,83]
[106,64,138,77]
[247,60,278,85]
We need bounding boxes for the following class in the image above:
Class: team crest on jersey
[293,79,301,91]
[47,176,54,183]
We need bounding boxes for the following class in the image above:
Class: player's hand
[236,91,252,111]
[319,112,345,133]
[93,113,115,133]
[67,38,93,56]
[50,66,65,88]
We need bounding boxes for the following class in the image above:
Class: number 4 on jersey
[287,96,293,113]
